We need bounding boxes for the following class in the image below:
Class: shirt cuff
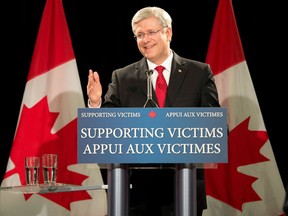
[88,98,101,108]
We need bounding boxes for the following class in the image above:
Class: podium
[78,107,227,216]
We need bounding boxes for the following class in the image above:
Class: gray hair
[131,6,172,33]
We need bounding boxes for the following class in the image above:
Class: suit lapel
[165,56,187,106]
[134,59,151,100]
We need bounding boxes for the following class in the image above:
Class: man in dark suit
[87,6,220,216]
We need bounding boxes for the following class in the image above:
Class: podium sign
[77,107,227,164]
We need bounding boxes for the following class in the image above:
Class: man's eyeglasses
[134,27,167,40]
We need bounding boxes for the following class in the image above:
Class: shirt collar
[147,50,173,72]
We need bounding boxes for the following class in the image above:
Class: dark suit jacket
[102,51,220,213]
[103,51,220,108]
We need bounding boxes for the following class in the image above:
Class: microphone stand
[143,69,158,108]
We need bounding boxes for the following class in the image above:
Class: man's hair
[131,6,172,34]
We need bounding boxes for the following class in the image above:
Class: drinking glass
[25,156,40,185]
[42,154,57,185]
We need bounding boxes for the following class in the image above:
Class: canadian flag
[0,0,107,215]
[203,0,285,215]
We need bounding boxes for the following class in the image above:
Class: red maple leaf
[4,96,92,210]
[205,116,269,211]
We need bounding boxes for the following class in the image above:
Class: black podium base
[104,164,204,216]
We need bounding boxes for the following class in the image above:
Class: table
[0,183,108,194]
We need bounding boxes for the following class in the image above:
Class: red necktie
[155,65,167,107]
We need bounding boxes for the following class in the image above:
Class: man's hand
[87,69,102,107]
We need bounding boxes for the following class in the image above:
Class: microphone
[143,69,158,108]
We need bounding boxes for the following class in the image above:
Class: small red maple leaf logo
[4,96,91,210]
[205,116,269,211]
[148,110,157,118]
